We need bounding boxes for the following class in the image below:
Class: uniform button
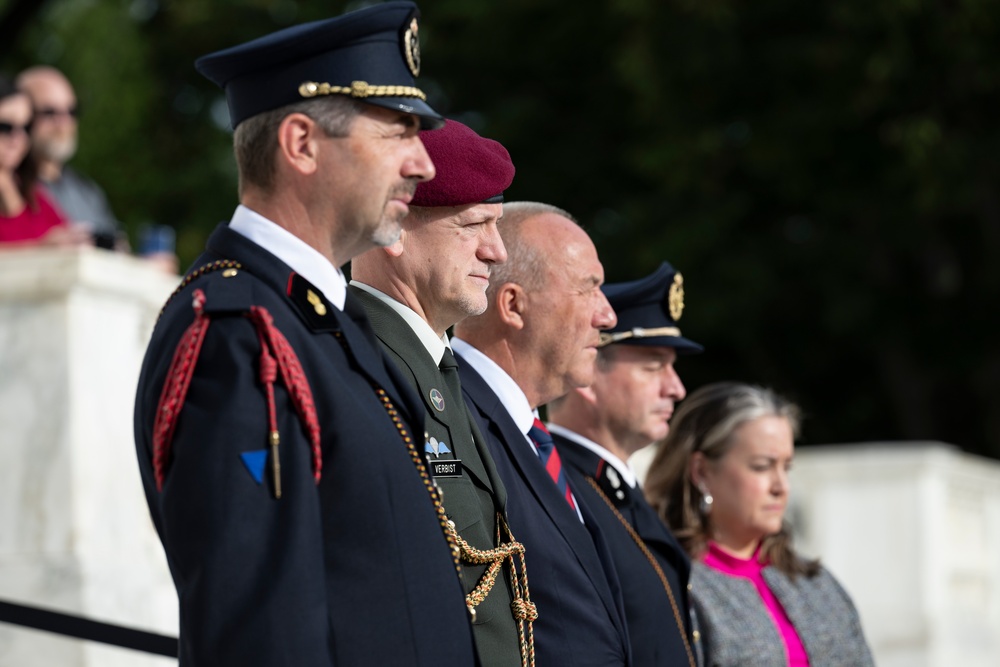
[687,583,693,591]
[692,630,701,642]
[222,268,238,277]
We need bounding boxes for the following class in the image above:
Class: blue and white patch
[424,436,452,457]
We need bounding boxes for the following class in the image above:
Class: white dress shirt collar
[451,337,534,436]
[350,281,449,363]
[545,424,639,489]
[228,204,346,309]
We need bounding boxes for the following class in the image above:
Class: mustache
[389,181,418,201]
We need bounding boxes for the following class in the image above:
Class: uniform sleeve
[152,314,332,666]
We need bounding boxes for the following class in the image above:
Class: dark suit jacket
[457,353,632,667]
[554,433,696,667]
[134,223,476,667]
[349,286,520,667]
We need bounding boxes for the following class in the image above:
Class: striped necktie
[527,418,576,509]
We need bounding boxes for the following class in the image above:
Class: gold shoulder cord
[445,514,536,667]
[584,476,696,667]
[332,331,535,666]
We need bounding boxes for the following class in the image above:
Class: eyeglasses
[33,106,79,120]
[0,121,32,136]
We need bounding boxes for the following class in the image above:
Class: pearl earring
[699,485,713,516]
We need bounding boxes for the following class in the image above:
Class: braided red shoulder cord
[152,289,322,494]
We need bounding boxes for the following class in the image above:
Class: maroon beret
[412,119,515,207]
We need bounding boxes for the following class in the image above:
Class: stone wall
[0,247,179,666]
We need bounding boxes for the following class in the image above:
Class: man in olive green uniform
[349,119,531,667]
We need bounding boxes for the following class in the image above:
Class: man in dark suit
[133,4,478,665]
[452,202,634,667]
[349,119,530,667]
[547,261,704,667]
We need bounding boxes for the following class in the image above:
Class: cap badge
[403,17,421,77]
[668,272,685,321]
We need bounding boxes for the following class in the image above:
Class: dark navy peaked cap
[600,262,704,354]
[195,1,444,129]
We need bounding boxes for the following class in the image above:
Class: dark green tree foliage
[3,0,999,456]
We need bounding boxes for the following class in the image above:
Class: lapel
[201,224,421,427]
[349,286,500,496]
[456,353,627,628]
[555,432,692,581]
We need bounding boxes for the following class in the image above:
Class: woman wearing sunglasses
[0,74,88,247]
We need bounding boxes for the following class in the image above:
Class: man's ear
[383,232,406,258]
[574,385,598,405]
[495,283,526,330]
[276,113,321,175]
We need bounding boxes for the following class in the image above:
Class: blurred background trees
[3,0,999,458]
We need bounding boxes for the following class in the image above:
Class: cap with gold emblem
[195,1,443,129]
[599,261,703,353]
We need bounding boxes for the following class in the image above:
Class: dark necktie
[439,347,464,404]
[527,418,576,510]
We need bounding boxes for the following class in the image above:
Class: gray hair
[487,201,578,296]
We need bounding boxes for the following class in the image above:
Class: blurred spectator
[644,382,874,667]
[16,66,120,248]
[17,66,178,272]
[0,74,89,247]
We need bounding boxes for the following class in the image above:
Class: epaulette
[158,259,244,320]
[200,266,253,315]
[152,261,321,499]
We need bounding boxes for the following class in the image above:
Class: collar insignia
[306,289,327,316]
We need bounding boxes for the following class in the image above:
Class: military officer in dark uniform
[133,4,478,665]
[350,119,532,667]
[547,261,704,667]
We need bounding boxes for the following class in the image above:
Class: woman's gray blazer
[690,561,875,667]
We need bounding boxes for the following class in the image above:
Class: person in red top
[0,74,89,247]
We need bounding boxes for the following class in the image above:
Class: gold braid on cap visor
[298,80,427,100]
[599,326,682,347]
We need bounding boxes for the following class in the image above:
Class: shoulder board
[159,259,248,319]
[200,267,253,315]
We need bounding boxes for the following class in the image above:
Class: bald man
[452,202,632,667]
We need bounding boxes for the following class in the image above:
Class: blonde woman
[644,382,873,667]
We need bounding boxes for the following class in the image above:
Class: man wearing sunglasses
[15,66,120,245]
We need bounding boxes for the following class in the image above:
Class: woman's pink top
[0,189,66,243]
[704,541,810,666]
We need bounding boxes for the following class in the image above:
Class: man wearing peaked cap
[195,0,443,129]
[350,119,530,667]
[134,4,479,666]
[548,261,704,667]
